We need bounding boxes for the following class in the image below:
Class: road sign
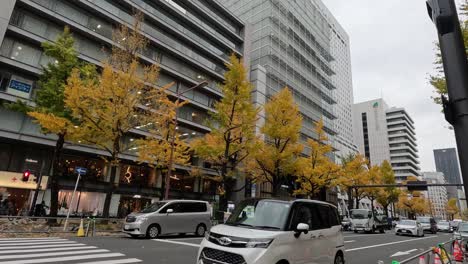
[407,181,428,191]
[74,167,87,175]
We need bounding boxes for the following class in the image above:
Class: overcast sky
[324,0,458,171]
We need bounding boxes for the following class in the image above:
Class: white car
[395,220,424,237]
[197,199,345,264]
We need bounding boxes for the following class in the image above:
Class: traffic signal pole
[427,0,468,201]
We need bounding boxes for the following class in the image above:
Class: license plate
[125,225,129,230]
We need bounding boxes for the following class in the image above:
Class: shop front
[117,195,153,218]
[0,171,48,215]
[57,190,106,216]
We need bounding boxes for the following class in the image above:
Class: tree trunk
[347,188,354,211]
[370,197,375,213]
[272,181,280,198]
[102,165,117,218]
[48,132,65,224]
[384,205,389,216]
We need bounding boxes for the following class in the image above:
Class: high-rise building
[422,172,448,220]
[220,0,337,146]
[434,148,462,201]
[353,99,420,181]
[0,0,245,216]
[323,2,358,160]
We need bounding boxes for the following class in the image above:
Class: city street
[0,231,448,264]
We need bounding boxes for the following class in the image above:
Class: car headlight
[136,216,148,223]
[245,238,274,248]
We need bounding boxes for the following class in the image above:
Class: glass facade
[220,0,337,143]
[0,0,245,207]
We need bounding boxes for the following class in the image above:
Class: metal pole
[427,0,468,203]
[163,81,208,200]
[29,159,46,216]
[63,172,81,231]
[164,96,179,200]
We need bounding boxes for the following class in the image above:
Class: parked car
[416,217,437,234]
[437,220,453,232]
[453,222,468,240]
[123,200,212,238]
[395,220,424,237]
[198,198,345,264]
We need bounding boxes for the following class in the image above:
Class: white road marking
[153,239,201,248]
[346,236,437,252]
[168,237,204,241]
[0,249,109,260]
[344,240,356,243]
[0,246,97,254]
[0,239,67,244]
[0,241,77,246]
[77,259,143,264]
[0,243,85,250]
[0,253,125,264]
[343,234,384,238]
[0,237,60,241]
[390,248,418,257]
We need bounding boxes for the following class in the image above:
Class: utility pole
[427,0,468,202]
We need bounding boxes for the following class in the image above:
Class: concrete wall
[0,0,16,45]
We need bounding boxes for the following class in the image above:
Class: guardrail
[388,240,453,264]
[0,215,124,235]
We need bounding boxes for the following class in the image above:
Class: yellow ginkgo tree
[248,88,303,197]
[192,55,258,215]
[7,27,96,219]
[294,119,341,199]
[339,153,370,210]
[64,13,173,217]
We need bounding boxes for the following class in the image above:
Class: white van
[123,200,211,238]
[197,199,345,264]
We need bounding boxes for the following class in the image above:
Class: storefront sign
[0,171,48,190]
[6,76,33,99]
[25,158,38,164]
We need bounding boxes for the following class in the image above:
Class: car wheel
[379,228,385,234]
[396,232,400,236]
[334,253,344,264]
[146,225,160,239]
[354,230,358,233]
[195,224,206,237]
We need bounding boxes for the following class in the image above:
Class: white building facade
[353,99,420,181]
[422,172,448,220]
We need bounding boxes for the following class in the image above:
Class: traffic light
[22,170,31,182]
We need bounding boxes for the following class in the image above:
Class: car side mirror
[294,223,309,238]
[166,209,174,214]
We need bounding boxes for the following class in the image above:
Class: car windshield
[417,217,430,223]
[225,200,291,230]
[458,223,468,232]
[400,220,416,226]
[350,209,368,219]
[139,202,167,213]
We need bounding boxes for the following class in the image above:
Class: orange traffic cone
[453,240,464,262]
[433,247,442,264]
[418,255,425,264]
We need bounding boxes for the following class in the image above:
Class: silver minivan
[123,200,212,238]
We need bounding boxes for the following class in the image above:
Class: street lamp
[164,80,208,200]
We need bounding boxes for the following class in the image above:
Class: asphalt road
[7,230,452,264]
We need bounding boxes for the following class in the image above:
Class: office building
[422,172,448,220]
[353,99,420,181]
[434,148,462,200]
[220,0,354,202]
[325,2,358,160]
[0,0,245,216]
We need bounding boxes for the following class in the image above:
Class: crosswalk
[0,237,142,264]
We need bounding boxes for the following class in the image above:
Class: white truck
[350,209,387,233]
